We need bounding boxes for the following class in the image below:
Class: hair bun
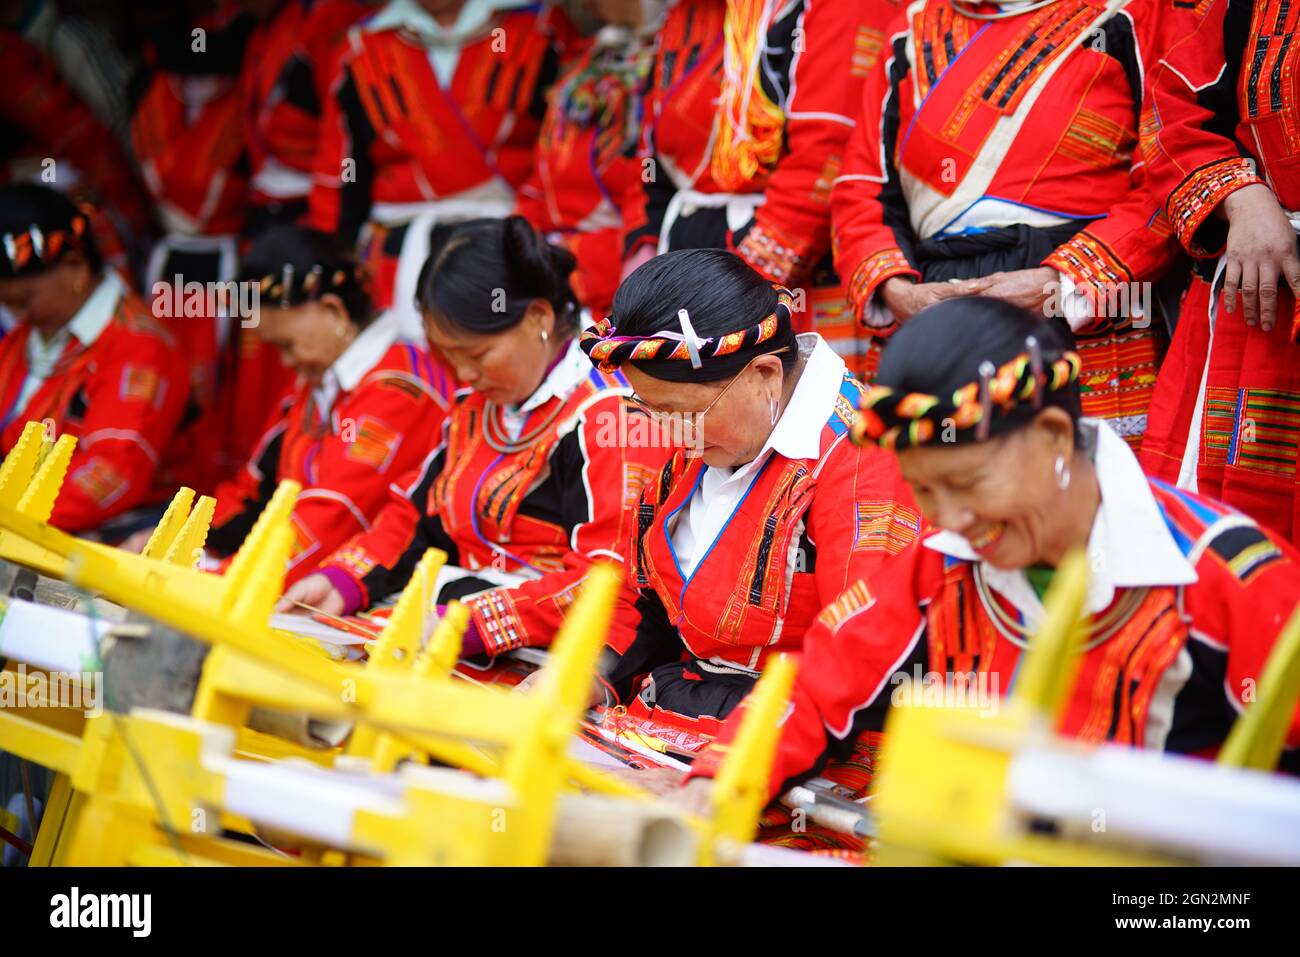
[502,215,575,304]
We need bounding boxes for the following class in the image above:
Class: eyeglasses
[629,348,788,421]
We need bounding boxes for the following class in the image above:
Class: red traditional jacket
[0,30,154,239]
[834,0,1196,312]
[0,279,190,533]
[243,0,370,212]
[306,1,577,244]
[604,345,921,685]
[206,317,453,583]
[133,71,249,238]
[318,340,664,650]
[623,0,896,288]
[1140,0,1298,261]
[693,440,1300,797]
[515,29,649,318]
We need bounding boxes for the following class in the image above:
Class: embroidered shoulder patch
[853,501,922,554]
[1207,523,1285,583]
[119,364,160,404]
[71,457,128,509]
[344,416,401,470]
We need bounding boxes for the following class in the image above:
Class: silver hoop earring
[769,396,779,426]
[1054,454,1071,490]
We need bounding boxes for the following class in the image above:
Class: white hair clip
[976,360,996,442]
[677,308,703,369]
[1026,335,1044,410]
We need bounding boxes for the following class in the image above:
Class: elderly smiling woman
[680,296,1300,819]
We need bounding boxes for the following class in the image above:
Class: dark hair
[0,184,103,278]
[875,296,1084,446]
[609,248,797,382]
[418,215,579,335]
[239,225,374,327]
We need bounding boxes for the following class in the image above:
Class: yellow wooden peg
[0,421,49,509]
[16,433,76,524]
[140,487,196,561]
[706,653,797,862]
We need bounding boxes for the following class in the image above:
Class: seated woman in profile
[197,225,454,584]
[280,216,665,661]
[0,184,189,538]
[679,297,1300,832]
[578,249,920,744]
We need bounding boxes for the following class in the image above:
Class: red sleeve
[257,374,443,584]
[1185,524,1300,755]
[689,540,940,799]
[805,436,922,600]
[305,37,360,236]
[465,394,666,654]
[831,20,922,325]
[51,328,189,532]
[735,0,878,286]
[1137,0,1261,259]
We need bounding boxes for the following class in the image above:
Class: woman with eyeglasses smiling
[578,249,920,748]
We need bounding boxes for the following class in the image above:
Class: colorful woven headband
[852,339,1082,451]
[257,264,360,309]
[0,215,88,276]
[580,286,794,373]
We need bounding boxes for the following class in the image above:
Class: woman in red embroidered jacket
[514,0,656,319]
[578,249,921,739]
[832,0,1197,437]
[1138,0,1300,545]
[242,0,371,235]
[195,225,453,584]
[679,298,1300,837]
[0,185,189,536]
[620,0,904,379]
[307,0,577,339]
[280,215,663,653]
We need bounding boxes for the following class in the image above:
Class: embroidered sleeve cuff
[1043,230,1133,302]
[847,249,918,333]
[323,542,376,613]
[1168,158,1262,258]
[467,590,528,656]
[736,221,809,286]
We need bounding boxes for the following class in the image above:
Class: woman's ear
[750,353,786,392]
[526,298,556,338]
[1034,406,1077,456]
[315,292,353,328]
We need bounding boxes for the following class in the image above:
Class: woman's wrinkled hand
[1221,183,1300,332]
[879,275,990,322]
[975,266,1059,315]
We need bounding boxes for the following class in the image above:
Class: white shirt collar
[365,0,512,41]
[313,310,401,413]
[60,270,124,349]
[753,332,846,464]
[924,419,1197,617]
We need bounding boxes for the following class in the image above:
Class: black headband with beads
[852,336,1082,451]
[0,215,89,278]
